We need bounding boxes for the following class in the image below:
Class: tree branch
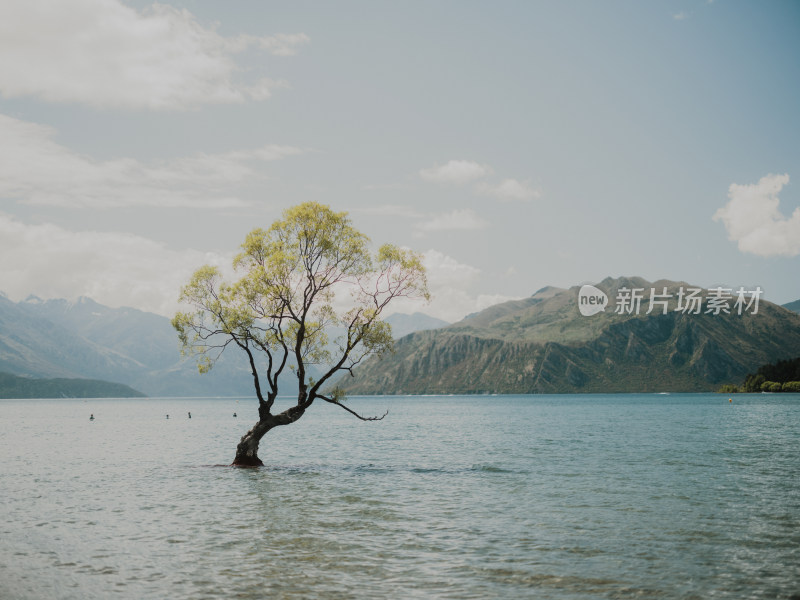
[233,335,265,406]
[317,395,388,421]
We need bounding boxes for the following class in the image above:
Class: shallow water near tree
[1,394,798,599]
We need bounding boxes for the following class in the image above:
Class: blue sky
[0,0,798,321]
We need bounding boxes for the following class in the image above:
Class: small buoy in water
[729,398,732,403]
[166,414,169,419]
[233,412,237,418]
[188,412,192,419]
[89,414,94,421]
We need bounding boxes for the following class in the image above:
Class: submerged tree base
[231,456,264,467]
[232,437,266,467]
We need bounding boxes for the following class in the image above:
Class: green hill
[341,277,800,394]
[783,299,800,314]
[0,371,145,399]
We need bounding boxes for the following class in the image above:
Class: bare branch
[317,394,388,421]
[232,335,265,405]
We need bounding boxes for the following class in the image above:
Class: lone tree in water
[172,202,429,466]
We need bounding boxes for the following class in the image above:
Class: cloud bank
[0,215,232,316]
[0,114,302,208]
[476,178,540,201]
[0,0,307,110]
[419,160,492,185]
[385,249,521,322]
[713,173,800,257]
[419,159,539,203]
[0,216,511,324]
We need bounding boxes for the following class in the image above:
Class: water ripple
[0,394,798,599]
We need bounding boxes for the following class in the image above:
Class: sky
[0,0,798,323]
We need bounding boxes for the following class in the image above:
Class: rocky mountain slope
[341,277,800,394]
[0,294,254,397]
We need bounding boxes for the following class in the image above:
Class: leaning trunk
[233,421,269,466]
[231,406,306,467]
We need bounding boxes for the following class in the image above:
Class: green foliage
[375,244,431,304]
[173,202,429,409]
[753,356,800,383]
[782,381,800,393]
[760,381,783,393]
[737,356,800,393]
[743,373,766,393]
[326,384,347,403]
[718,383,740,394]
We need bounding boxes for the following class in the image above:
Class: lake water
[1,394,798,599]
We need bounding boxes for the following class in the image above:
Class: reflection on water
[1,394,799,599]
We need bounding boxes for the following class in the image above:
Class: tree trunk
[233,421,269,466]
[231,406,306,467]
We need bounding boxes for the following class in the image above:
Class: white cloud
[713,173,800,257]
[419,160,541,203]
[0,114,302,208]
[0,218,515,325]
[673,11,689,20]
[422,249,481,286]
[476,178,540,201]
[388,250,522,322]
[387,249,481,322]
[0,215,233,316]
[419,160,492,185]
[0,0,307,110]
[416,209,488,233]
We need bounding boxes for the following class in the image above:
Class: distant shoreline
[0,372,145,399]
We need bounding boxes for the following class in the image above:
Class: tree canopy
[172,202,429,465]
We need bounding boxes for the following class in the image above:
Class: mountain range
[3,279,799,397]
[340,277,800,394]
[0,293,449,397]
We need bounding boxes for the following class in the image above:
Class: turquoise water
[1,394,798,599]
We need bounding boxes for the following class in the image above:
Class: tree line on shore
[719,357,800,393]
